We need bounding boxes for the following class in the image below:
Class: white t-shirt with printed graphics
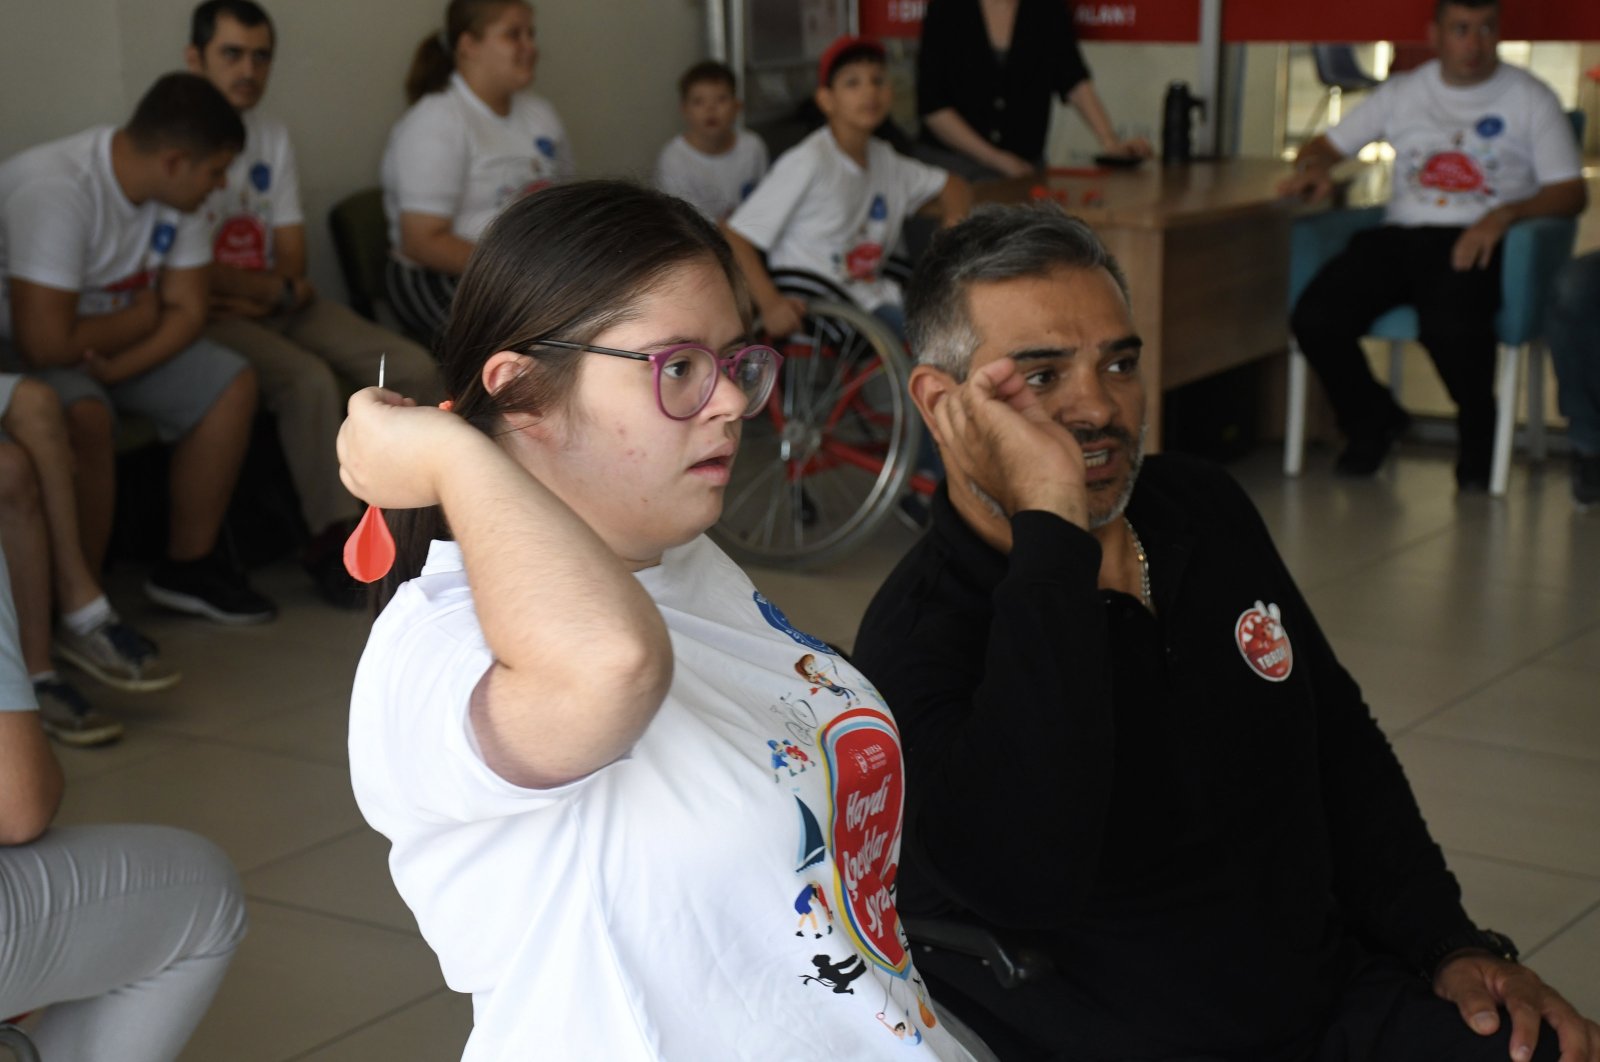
[349,536,974,1062]
[1327,59,1582,228]
[381,73,575,257]
[0,127,212,339]
[728,127,948,311]
[654,130,769,223]
[200,109,303,273]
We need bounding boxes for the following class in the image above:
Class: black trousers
[919,950,1560,1062]
[1290,225,1503,474]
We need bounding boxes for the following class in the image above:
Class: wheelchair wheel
[714,298,920,570]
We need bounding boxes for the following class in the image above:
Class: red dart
[344,504,396,583]
[343,353,397,583]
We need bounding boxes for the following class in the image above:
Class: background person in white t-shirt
[725,36,971,342]
[1280,0,1587,492]
[0,73,276,625]
[341,181,975,1061]
[381,0,575,341]
[0,544,247,1061]
[185,0,442,608]
[654,60,769,223]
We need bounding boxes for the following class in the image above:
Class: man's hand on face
[1435,953,1600,1062]
[929,357,1090,529]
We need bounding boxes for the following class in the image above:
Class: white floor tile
[1418,665,1600,762]
[1394,733,1600,878]
[292,988,473,1061]
[1520,902,1600,1021]
[1444,851,1600,952]
[177,902,446,1062]
[244,827,420,935]
[54,742,364,874]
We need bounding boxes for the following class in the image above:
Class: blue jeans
[1547,251,1600,455]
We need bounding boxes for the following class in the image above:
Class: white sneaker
[55,620,181,692]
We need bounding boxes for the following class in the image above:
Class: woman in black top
[916,0,1151,178]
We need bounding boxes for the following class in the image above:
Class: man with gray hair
[853,205,1596,1061]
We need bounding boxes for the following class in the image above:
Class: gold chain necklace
[1124,516,1151,608]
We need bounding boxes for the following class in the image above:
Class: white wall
[0,0,710,301]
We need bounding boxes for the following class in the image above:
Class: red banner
[1224,0,1600,43]
[859,0,1600,43]
[860,0,1200,42]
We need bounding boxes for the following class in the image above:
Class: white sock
[63,595,115,636]
[29,669,59,686]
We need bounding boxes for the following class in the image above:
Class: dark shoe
[1335,408,1412,477]
[55,619,181,692]
[1574,453,1600,511]
[145,556,277,625]
[305,547,367,610]
[34,678,124,747]
[1455,464,1491,494]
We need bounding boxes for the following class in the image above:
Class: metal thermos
[1161,81,1205,164]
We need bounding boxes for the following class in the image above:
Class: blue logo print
[249,161,272,192]
[1475,115,1505,139]
[753,592,833,653]
[150,223,176,254]
[868,194,888,220]
[535,136,556,159]
[739,180,755,201]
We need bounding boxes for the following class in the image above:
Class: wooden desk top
[974,157,1300,230]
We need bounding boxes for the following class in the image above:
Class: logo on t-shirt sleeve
[249,161,272,192]
[150,222,176,254]
[535,136,557,159]
[753,592,834,653]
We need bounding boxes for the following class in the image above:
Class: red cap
[817,35,886,87]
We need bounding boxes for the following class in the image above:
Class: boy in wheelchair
[722,34,970,344]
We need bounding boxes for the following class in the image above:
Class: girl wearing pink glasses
[341,181,974,1061]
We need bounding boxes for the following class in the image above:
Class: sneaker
[55,619,182,692]
[33,678,124,748]
[1334,406,1412,477]
[305,548,367,610]
[145,556,277,625]
[1574,453,1600,511]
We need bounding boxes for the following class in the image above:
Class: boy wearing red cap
[724,36,971,340]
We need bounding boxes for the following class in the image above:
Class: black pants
[919,950,1560,1062]
[1290,225,1502,475]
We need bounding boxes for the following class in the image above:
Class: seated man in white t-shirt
[655,60,769,223]
[0,73,276,624]
[185,0,442,607]
[381,0,575,341]
[724,36,971,343]
[1280,0,1586,491]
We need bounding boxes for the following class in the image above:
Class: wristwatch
[1422,927,1519,980]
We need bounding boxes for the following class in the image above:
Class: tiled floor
[50,439,1600,1059]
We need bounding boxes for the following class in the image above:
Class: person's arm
[720,224,805,339]
[921,109,1038,178]
[930,173,972,227]
[1277,134,1347,202]
[0,711,63,845]
[338,388,673,789]
[8,279,161,369]
[87,265,209,385]
[209,224,315,313]
[1450,178,1588,271]
[398,212,476,277]
[1066,81,1151,158]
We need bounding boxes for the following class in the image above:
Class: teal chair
[1283,111,1585,495]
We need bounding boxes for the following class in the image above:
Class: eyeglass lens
[657,346,778,419]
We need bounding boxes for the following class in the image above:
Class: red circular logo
[1235,601,1293,682]
[1419,151,1485,193]
[213,215,268,270]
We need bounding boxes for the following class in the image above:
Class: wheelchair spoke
[722,459,785,526]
